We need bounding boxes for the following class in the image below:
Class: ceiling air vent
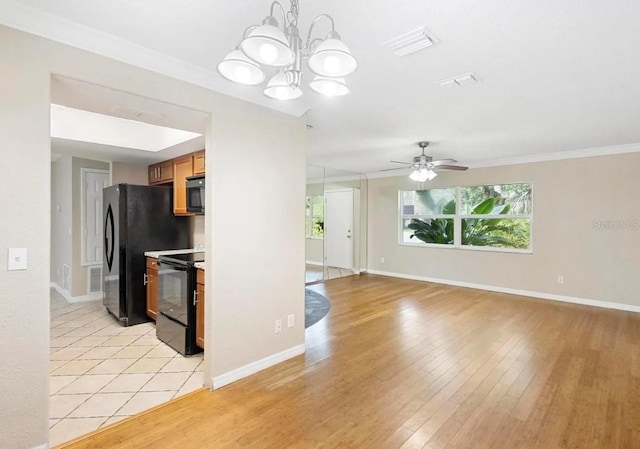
[382,26,439,57]
[439,73,480,88]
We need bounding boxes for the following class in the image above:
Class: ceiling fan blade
[430,158,458,166]
[435,164,468,171]
[380,167,410,172]
[389,160,413,165]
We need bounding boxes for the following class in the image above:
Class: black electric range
[156,252,204,355]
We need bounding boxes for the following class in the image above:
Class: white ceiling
[6,0,640,173]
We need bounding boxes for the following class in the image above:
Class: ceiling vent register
[382,26,439,56]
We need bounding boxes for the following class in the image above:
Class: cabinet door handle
[193,289,198,306]
[143,273,148,286]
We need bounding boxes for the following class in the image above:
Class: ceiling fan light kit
[217,0,358,100]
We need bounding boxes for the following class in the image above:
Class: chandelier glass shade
[217,0,357,100]
[216,50,266,85]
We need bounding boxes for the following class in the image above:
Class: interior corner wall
[50,156,72,288]
[71,157,109,297]
[367,152,640,307]
[0,24,306,448]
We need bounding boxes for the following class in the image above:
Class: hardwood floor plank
[55,274,640,449]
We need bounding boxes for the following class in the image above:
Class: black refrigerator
[103,184,191,326]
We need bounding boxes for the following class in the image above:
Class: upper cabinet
[148,160,173,185]
[148,149,205,215]
[193,150,205,175]
[173,155,194,216]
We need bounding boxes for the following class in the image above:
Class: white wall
[367,152,640,307]
[50,156,72,288]
[0,25,305,448]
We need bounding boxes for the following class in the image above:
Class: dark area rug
[305,288,331,328]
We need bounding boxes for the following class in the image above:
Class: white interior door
[324,189,353,269]
[84,171,110,264]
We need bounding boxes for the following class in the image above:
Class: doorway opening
[49,76,209,446]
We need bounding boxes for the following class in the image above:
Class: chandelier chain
[287,0,299,27]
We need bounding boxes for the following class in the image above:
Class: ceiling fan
[383,141,468,181]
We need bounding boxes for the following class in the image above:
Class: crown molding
[366,141,640,179]
[0,0,309,117]
[468,142,640,169]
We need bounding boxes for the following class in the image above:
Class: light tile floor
[49,288,204,446]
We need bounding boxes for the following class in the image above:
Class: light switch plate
[8,248,27,270]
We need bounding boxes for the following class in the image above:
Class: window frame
[305,194,324,239]
[398,182,533,254]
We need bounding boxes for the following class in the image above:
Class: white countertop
[194,262,205,270]
[144,248,204,258]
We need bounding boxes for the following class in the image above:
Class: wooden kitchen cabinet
[173,155,194,215]
[193,150,205,175]
[148,163,162,184]
[146,257,159,320]
[196,268,205,349]
[148,161,173,185]
[149,160,173,185]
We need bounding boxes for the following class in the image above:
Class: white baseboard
[212,344,306,389]
[305,260,323,266]
[50,282,103,303]
[367,269,640,314]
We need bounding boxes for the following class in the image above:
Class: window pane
[461,218,530,249]
[311,217,324,238]
[460,183,532,215]
[402,218,454,245]
[305,216,310,236]
[413,189,456,215]
[311,196,324,216]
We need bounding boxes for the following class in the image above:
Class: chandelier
[217,0,358,100]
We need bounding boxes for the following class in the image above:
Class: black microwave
[186,175,205,214]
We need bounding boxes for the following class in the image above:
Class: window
[401,188,456,245]
[306,195,324,238]
[400,183,532,251]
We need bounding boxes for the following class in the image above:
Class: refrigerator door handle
[104,204,115,272]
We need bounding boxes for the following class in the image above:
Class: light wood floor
[56,274,640,449]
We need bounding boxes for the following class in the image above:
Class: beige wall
[208,110,306,379]
[0,25,305,448]
[71,157,109,297]
[111,161,148,186]
[367,152,640,306]
[51,156,72,287]
[0,26,51,448]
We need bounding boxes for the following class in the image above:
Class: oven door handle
[157,261,189,271]
[193,289,198,306]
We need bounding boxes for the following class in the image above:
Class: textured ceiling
[6,0,640,173]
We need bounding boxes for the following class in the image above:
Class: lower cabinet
[196,268,205,349]
[146,257,158,320]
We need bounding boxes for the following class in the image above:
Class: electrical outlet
[557,275,564,284]
[275,319,282,334]
[287,314,294,328]
[380,257,385,264]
